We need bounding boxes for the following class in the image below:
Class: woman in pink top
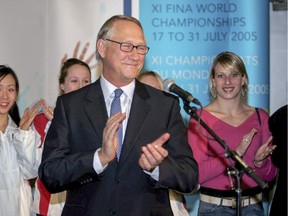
[188,51,277,216]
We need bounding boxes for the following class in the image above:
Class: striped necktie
[110,88,123,160]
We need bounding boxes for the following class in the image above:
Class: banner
[139,0,270,122]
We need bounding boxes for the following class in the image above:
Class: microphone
[163,78,201,106]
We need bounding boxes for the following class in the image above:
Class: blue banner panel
[139,0,269,121]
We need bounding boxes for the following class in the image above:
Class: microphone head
[163,78,175,92]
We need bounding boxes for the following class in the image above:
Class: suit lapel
[84,80,108,144]
[81,80,152,164]
[119,81,151,163]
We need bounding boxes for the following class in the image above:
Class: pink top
[188,108,277,190]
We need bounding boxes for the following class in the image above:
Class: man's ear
[97,39,106,59]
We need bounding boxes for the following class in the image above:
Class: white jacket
[0,116,40,216]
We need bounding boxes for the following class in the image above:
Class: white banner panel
[0,0,123,114]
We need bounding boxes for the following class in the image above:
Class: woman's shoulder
[254,107,269,117]
[202,104,222,117]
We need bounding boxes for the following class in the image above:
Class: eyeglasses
[105,38,150,55]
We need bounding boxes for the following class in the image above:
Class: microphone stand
[184,102,268,216]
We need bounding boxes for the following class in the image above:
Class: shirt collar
[100,75,135,101]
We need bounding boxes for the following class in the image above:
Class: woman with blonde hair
[188,51,277,216]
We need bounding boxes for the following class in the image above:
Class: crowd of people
[0,15,285,216]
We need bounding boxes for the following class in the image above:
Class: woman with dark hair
[32,58,91,216]
[0,65,40,216]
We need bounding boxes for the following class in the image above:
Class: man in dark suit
[268,104,287,216]
[39,15,198,216]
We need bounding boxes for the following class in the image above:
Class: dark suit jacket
[268,104,287,216]
[38,79,198,216]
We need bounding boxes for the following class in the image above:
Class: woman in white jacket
[0,65,40,216]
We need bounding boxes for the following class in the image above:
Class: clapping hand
[39,99,54,121]
[254,136,276,167]
[236,128,257,157]
[139,133,170,172]
[19,101,41,131]
[99,112,126,165]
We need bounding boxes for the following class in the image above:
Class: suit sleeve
[157,98,199,193]
[38,97,97,193]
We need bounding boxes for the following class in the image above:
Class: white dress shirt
[93,76,159,180]
[93,76,134,173]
